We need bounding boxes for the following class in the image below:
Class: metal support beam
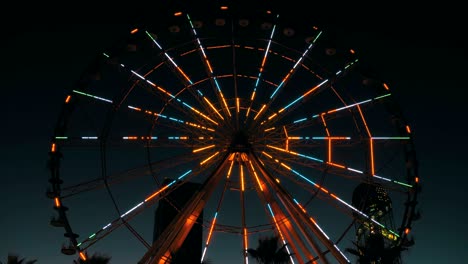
[250,151,349,264]
[138,153,231,264]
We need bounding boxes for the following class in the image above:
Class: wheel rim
[47,4,420,264]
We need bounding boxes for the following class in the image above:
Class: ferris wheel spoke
[69,88,217,137]
[282,92,392,133]
[74,150,227,252]
[244,13,279,121]
[100,51,221,130]
[54,132,215,150]
[132,73,220,128]
[245,155,302,263]
[236,158,249,263]
[292,199,351,264]
[146,13,233,128]
[256,59,359,131]
[250,151,350,264]
[139,152,232,263]
[185,13,233,123]
[267,29,323,102]
[258,151,402,244]
[57,151,203,199]
[138,29,226,127]
[260,163,384,263]
[249,31,324,129]
[74,169,196,251]
[201,157,235,263]
[262,142,415,191]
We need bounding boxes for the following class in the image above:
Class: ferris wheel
[47,3,420,264]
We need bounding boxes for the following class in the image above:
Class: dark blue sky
[2,1,466,263]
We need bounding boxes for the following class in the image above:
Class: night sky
[2,1,466,263]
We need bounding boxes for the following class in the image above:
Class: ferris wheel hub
[229,130,251,152]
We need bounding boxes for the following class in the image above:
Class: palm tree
[73,253,111,264]
[247,235,291,264]
[345,233,414,264]
[1,254,37,264]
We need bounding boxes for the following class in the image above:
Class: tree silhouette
[345,233,414,264]
[1,254,37,264]
[247,235,291,264]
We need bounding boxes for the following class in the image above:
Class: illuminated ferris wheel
[47,3,420,264]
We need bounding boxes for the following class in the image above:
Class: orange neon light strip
[383,83,390,90]
[203,97,224,120]
[302,82,322,98]
[193,144,216,153]
[326,162,345,169]
[253,171,263,191]
[269,208,286,241]
[296,202,307,213]
[319,186,329,193]
[145,184,171,201]
[205,59,213,73]
[261,55,267,68]
[174,11,182,16]
[268,113,277,120]
[176,66,191,88]
[227,158,235,179]
[151,84,218,125]
[254,104,266,120]
[250,91,256,101]
[79,252,87,261]
[54,197,60,207]
[65,95,71,103]
[192,109,218,125]
[206,217,217,244]
[245,107,251,118]
[221,94,231,117]
[320,114,332,162]
[406,125,411,133]
[51,143,56,152]
[356,105,375,175]
[240,164,245,191]
[282,72,292,84]
[280,162,291,170]
[261,151,272,159]
[356,105,371,137]
[200,151,220,165]
[130,28,139,34]
[328,136,348,140]
[243,227,248,248]
[248,160,264,191]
